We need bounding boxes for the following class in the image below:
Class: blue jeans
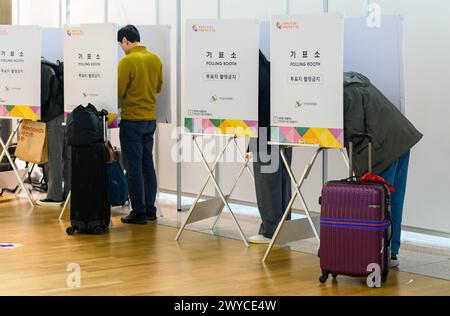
[119,120,157,216]
[379,151,411,255]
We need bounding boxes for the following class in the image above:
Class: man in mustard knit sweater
[118,25,163,225]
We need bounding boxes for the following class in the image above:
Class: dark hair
[117,25,140,43]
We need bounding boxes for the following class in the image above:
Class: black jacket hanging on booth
[343,72,423,176]
[40,59,64,123]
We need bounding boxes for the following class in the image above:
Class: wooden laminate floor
[0,197,449,296]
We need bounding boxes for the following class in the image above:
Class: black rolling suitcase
[66,105,111,235]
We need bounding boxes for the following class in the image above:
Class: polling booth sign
[0,25,41,120]
[183,19,259,138]
[270,14,344,148]
[64,24,118,127]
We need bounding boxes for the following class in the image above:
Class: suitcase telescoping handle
[349,133,373,178]
[100,109,109,142]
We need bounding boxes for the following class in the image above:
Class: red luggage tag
[361,173,395,193]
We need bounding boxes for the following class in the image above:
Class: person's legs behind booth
[379,150,411,268]
[250,145,292,244]
[37,114,70,207]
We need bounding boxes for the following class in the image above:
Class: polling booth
[175,19,260,247]
[59,23,118,218]
[58,22,173,219]
[262,13,348,262]
[63,23,119,127]
[0,25,42,206]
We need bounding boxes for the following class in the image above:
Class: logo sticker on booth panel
[0,105,40,120]
[185,118,258,138]
[271,126,344,148]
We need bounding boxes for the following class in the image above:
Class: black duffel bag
[66,104,108,147]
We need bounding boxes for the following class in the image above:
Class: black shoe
[146,212,157,222]
[121,213,147,225]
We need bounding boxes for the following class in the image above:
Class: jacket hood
[344,72,371,87]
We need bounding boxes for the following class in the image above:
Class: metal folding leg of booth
[262,144,349,262]
[175,134,255,247]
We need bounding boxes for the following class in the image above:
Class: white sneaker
[390,255,400,269]
[36,199,63,207]
[249,235,272,244]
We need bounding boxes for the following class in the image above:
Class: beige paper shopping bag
[15,120,48,164]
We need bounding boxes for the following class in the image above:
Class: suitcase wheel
[66,227,75,236]
[319,270,329,283]
[93,226,105,235]
[382,271,389,283]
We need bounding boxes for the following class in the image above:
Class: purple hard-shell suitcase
[319,134,391,284]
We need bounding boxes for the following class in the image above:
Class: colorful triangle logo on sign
[10,106,39,120]
[185,118,193,132]
[0,106,10,117]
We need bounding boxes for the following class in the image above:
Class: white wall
[68,0,105,24]
[288,0,322,14]
[370,0,450,233]
[108,0,156,25]
[221,0,284,19]
[17,0,62,27]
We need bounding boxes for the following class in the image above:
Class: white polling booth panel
[344,15,405,114]
[270,14,344,148]
[183,19,260,139]
[118,25,173,124]
[0,25,41,120]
